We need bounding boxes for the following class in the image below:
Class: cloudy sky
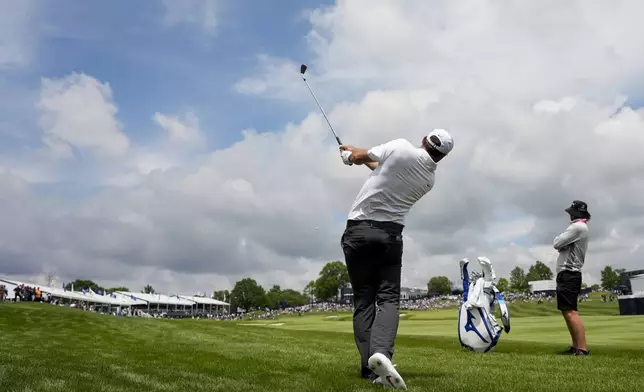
[1,0,644,295]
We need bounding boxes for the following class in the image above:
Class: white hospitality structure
[0,277,230,316]
[528,280,557,295]
[618,274,644,316]
[400,287,429,300]
[630,274,644,294]
[0,278,142,313]
[178,295,230,314]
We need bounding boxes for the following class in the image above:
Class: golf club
[299,64,342,146]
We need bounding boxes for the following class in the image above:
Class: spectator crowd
[0,284,49,303]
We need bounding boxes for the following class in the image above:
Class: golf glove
[341,150,353,166]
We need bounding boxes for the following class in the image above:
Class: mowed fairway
[1,299,642,392]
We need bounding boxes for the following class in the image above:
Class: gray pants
[341,219,403,377]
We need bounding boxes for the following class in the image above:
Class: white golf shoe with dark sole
[368,353,407,389]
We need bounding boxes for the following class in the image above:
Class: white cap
[426,128,454,155]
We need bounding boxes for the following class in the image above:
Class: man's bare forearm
[365,162,378,171]
[348,148,372,164]
[339,145,378,168]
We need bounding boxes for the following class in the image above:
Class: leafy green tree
[600,266,625,291]
[590,284,600,291]
[64,279,104,292]
[213,290,230,301]
[525,261,554,282]
[106,286,130,293]
[581,283,588,289]
[267,285,282,308]
[142,285,155,294]
[230,278,268,310]
[266,287,308,309]
[496,277,509,293]
[280,289,308,307]
[509,267,530,292]
[313,261,349,301]
[304,280,316,302]
[427,276,453,295]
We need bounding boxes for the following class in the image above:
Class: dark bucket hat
[565,200,591,220]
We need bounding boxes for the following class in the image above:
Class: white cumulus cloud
[153,110,204,145]
[36,73,130,159]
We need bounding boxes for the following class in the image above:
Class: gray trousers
[341,219,403,377]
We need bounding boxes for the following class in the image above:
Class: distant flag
[62,282,65,291]
[82,288,86,295]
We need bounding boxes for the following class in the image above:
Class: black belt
[346,219,404,232]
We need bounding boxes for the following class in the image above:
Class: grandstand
[401,287,428,300]
[0,277,230,316]
[618,269,644,294]
[618,274,644,315]
[631,274,644,294]
[528,280,557,296]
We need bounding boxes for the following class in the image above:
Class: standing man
[338,129,454,389]
[553,200,591,356]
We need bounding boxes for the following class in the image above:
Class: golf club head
[300,64,307,74]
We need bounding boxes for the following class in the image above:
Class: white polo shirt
[347,138,437,226]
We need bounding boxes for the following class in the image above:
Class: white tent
[1,277,227,315]
[631,274,644,294]
[528,280,557,293]
[81,289,141,306]
[0,278,85,302]
[39,286,129,305]
[42,287,89,302]
[120,292,195,306]
[178,295,229,306]
[178,295,230,314]
[0,278,140,306]
[110,291,148,306]
[116,292,196,313]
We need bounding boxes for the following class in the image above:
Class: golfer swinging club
[338,129,454,389]
[554,200,591,356]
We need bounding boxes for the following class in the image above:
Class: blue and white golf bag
[457,257,511,353]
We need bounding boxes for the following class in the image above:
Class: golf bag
[457,257,511,353]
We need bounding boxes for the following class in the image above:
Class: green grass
[0,299,642,392]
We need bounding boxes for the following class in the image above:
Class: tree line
[225,260,350,311]
[427,261,628,295]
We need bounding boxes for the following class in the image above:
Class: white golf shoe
[372,363,398,386]
[368,353,407,389]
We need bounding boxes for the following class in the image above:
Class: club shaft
[300,76,342,145]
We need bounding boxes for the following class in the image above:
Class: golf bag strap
[492,285,511,333]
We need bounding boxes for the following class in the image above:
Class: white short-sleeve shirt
[347,138,437,225]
